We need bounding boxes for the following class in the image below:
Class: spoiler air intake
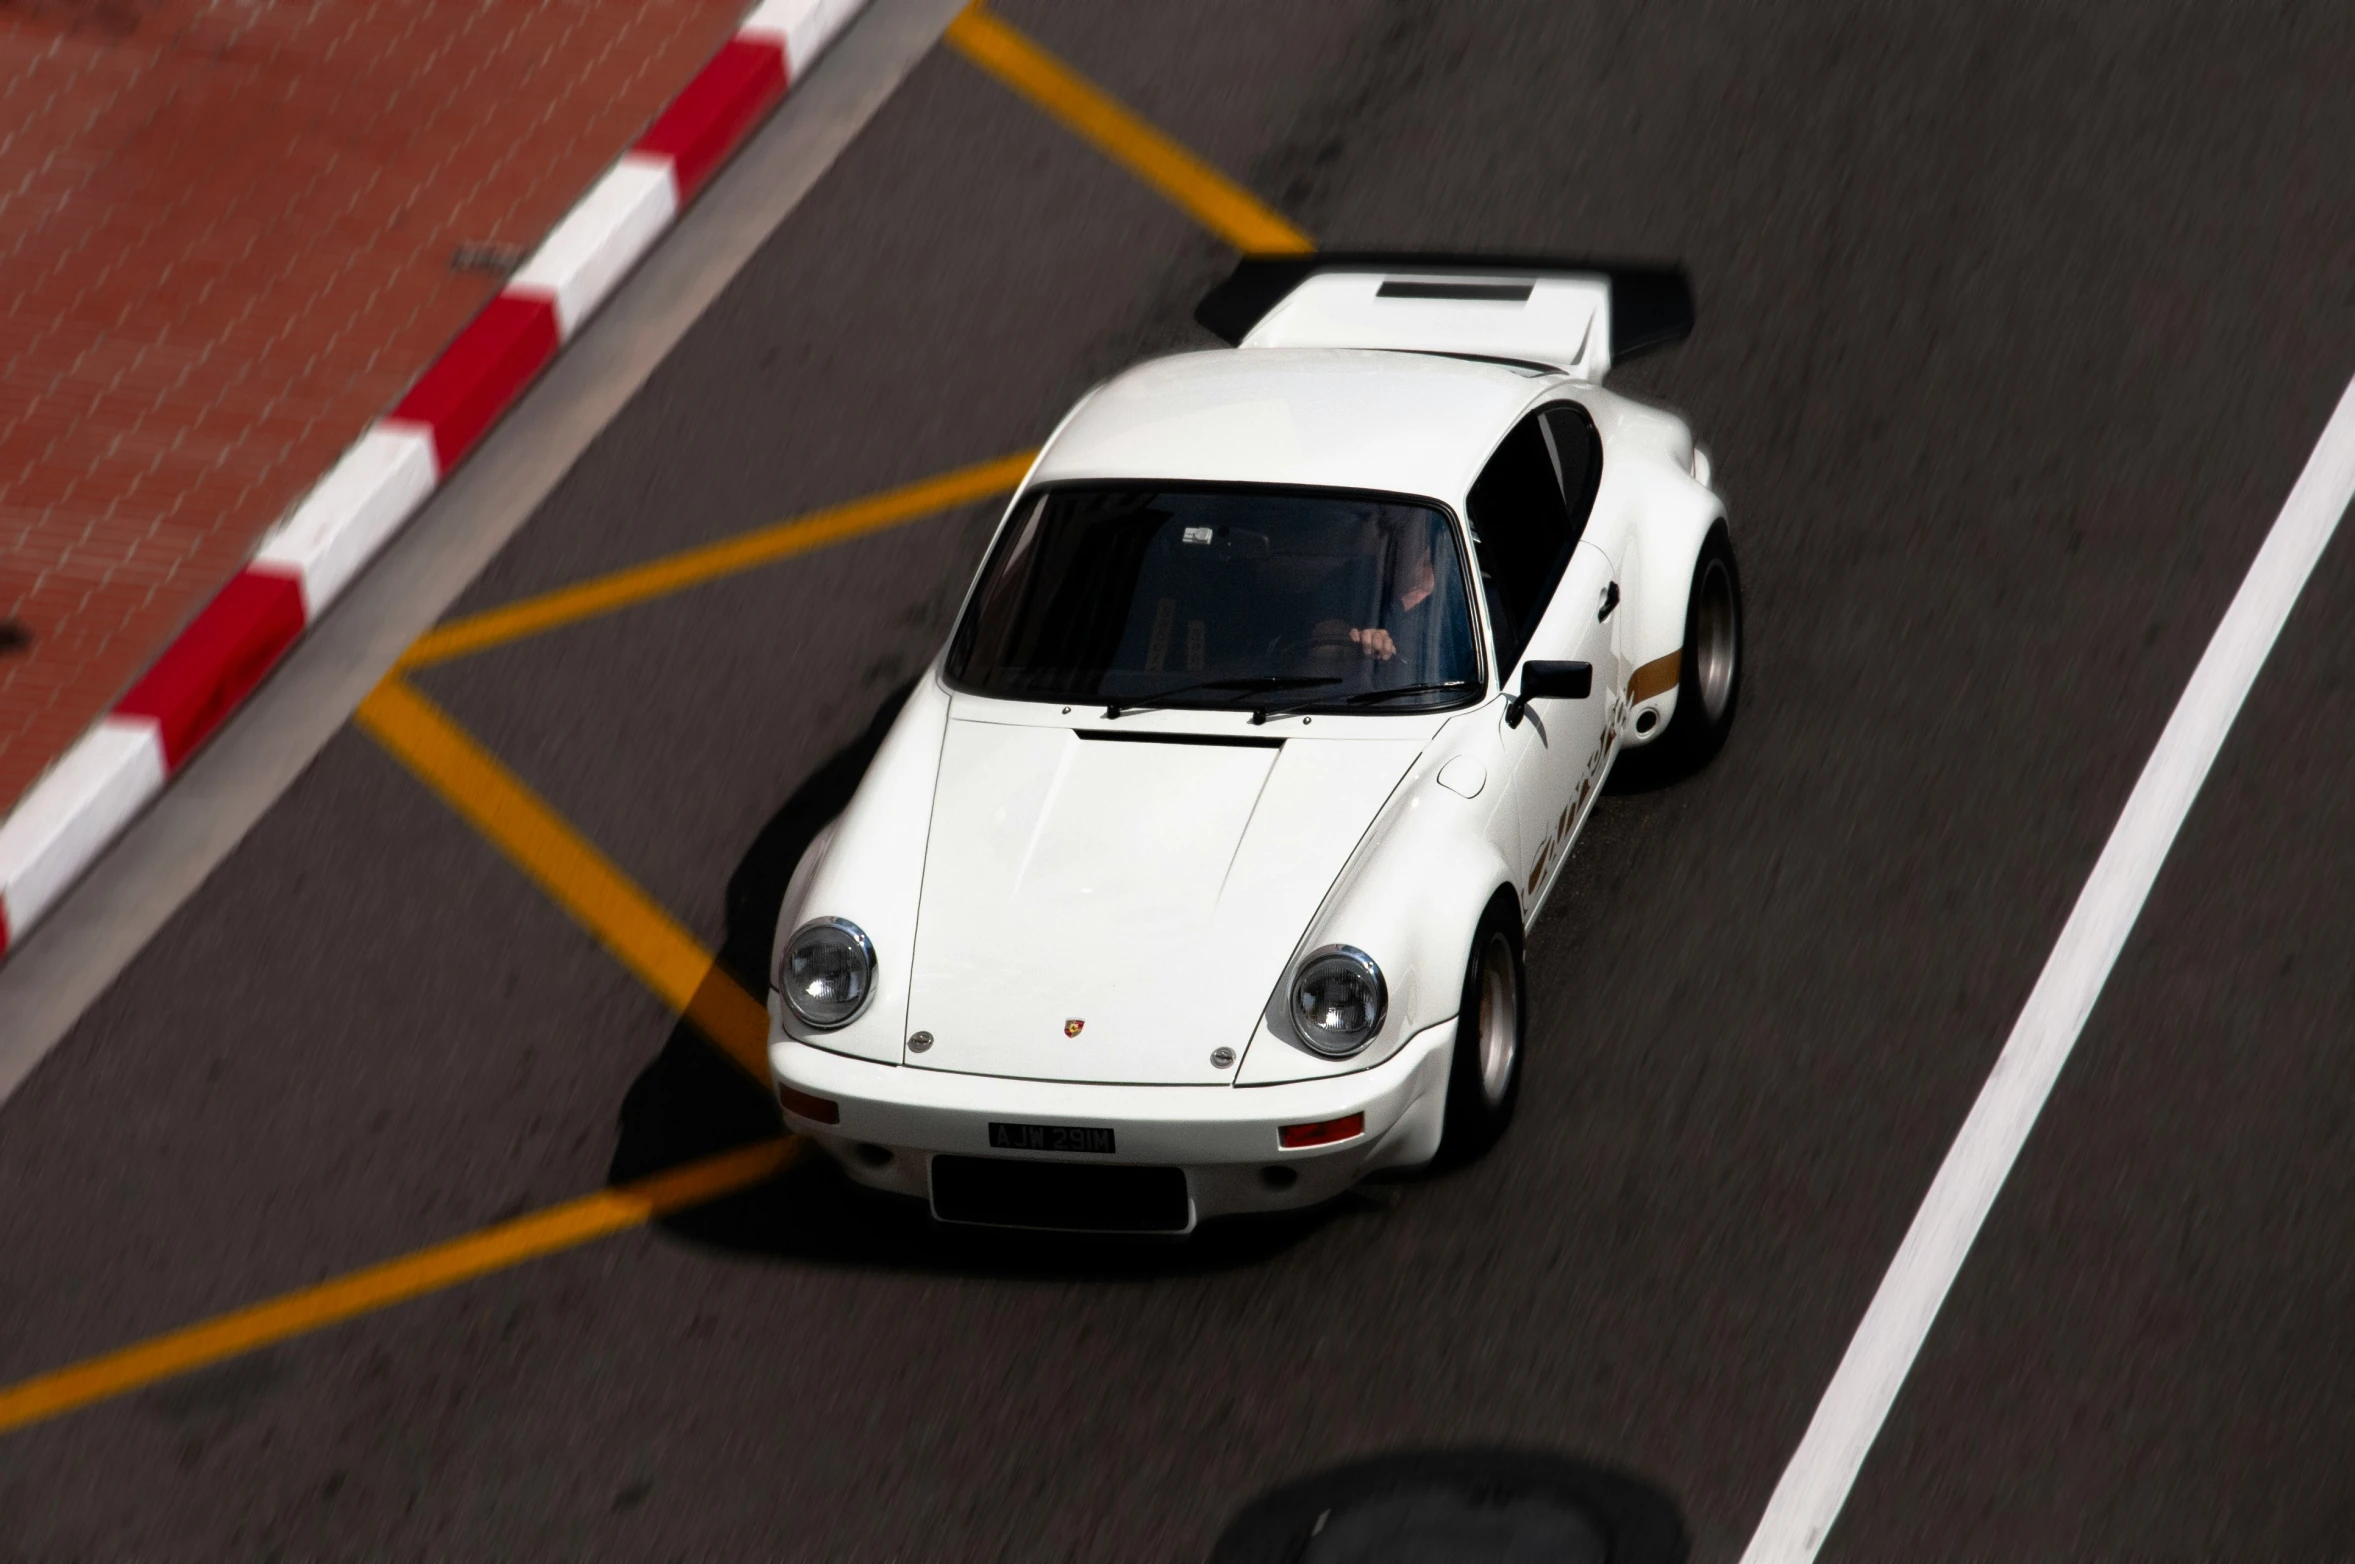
[1194,252,1693,377]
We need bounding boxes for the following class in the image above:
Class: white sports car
[768,254,1739,1234]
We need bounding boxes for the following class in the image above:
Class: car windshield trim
[945,481,1488,717]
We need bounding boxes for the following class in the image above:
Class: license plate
[988,1121,1116,1155]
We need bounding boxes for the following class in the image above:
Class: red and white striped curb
[0,0,871,959]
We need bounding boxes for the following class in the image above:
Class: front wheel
[1437,901,1525,1163]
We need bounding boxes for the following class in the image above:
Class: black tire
[1657,523,1742,768]
[1438,896,1526,1163]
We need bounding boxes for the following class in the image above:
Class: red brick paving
[0,0,754,815]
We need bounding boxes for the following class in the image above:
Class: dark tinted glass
[1465,414,1578,675]
[947,486,1480,711]
[1541,403,1603,531]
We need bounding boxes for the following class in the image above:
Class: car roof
[1028,347,1553,503]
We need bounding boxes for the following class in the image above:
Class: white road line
[1741,373,2355,1564]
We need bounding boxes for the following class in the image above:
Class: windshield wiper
[1103,675,1338,719]
[1343,680,1475,706]
[1252,679,1476,724]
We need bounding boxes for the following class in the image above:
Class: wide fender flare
[771,675,953,1064]
[1620,477,1726,739]
[1288,770,1518,1055]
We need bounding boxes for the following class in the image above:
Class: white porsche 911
[768,254,1739,1235]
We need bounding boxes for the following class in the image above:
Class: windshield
[946,485,1483,714]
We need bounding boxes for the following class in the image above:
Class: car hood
[906,717,1424,1083]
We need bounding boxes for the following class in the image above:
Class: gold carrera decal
[1628,649,1682,705]
[1525,697,1630,898]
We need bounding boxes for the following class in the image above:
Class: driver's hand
[1349,627,1398,661]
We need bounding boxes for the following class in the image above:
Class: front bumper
[770,1020,1455,1229]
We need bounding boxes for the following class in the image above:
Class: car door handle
[1598,581,1620,621]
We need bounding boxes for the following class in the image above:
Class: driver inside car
[1331,522,1439,664]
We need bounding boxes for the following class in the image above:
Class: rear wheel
[1438,900,1525,1163]
[1657,525,1741,767]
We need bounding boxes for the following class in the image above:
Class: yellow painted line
[946,6,1314,256]
[0,1137,798,1438]
[399,450,1036,669]
[355,676,771,1079]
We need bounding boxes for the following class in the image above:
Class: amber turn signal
[777,1084,841,1125]
[1278,1112,1364,1149]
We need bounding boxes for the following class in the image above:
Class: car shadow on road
[604,683,1369,1281]
[1603,730,1715,796]
[1209,1447,1689,1564]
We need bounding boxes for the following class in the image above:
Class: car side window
[1540,402,1603,539]
[1465,411,1578,676]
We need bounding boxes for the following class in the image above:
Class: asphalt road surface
[5,1,2354,1558]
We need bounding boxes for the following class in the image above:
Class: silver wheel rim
[1476,933,1518,1107]
[1693,556,1737,724]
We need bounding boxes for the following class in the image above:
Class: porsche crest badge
[1064,1018,1085,1038]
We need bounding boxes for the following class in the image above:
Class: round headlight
[778,918,875,1030]
[1289,945,1387,1057]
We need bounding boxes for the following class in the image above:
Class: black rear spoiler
[1194,251,1695,364]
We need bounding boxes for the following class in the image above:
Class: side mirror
[1520,660,1593,700]
[1505,660,1592,726]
